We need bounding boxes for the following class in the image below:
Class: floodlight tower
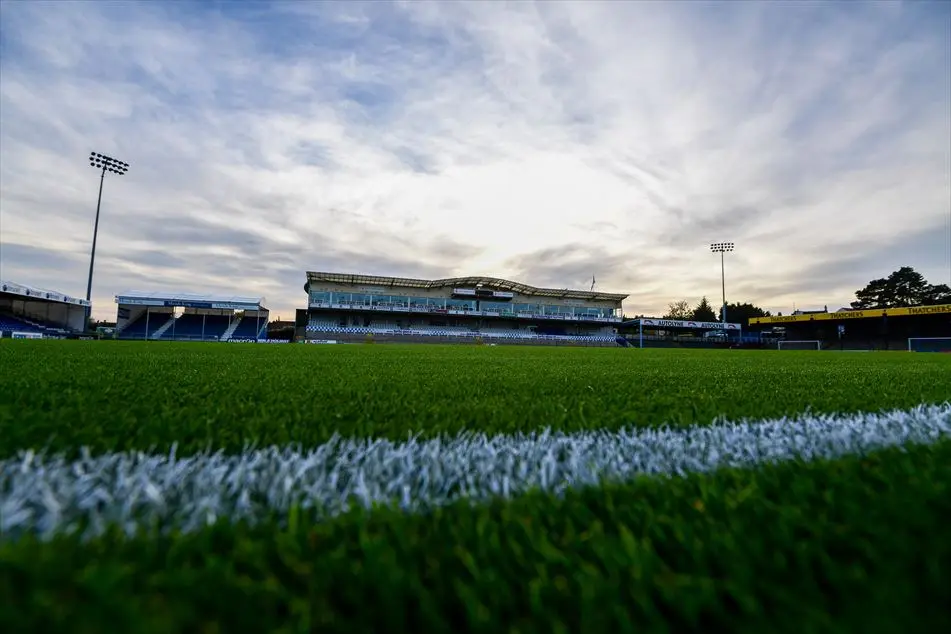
[710,242,734,323]
[86,152,129,325]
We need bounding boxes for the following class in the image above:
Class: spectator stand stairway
[150,319,176,340]
[228,317,269,341]
[220,316,243,341]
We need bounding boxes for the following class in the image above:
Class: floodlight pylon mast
[710,242,735,323]
[86,152,129,326]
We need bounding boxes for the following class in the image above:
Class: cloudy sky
[1,1,949,320]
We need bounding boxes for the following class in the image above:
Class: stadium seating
[479,327,527,336]
[118,313,173,339]
[159,314,232,340]
[229,317,268,340]
[308,317,341,329]
[329,297,618,320]
[0,313,44,334]
[304,318,616,343]
[0,311,71,335]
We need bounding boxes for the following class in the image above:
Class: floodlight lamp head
[88,151,130,174]
[710,242,735,253]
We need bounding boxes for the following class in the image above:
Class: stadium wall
[313,333,619,347]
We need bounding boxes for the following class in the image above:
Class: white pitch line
[2,403,950,542]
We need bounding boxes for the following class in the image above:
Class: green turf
[1,340,949,458]
[3,440,950,634]
[3,340,950,632]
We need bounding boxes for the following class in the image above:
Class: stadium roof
[0,280,89,307]
[305,271,629,301]
[115,290,266,309]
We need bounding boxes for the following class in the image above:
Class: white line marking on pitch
[2,403,949,541]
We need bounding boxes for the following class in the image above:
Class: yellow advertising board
[748,304,951,325]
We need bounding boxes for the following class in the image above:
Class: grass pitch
[1,341,950,633]
[2,341,949,456]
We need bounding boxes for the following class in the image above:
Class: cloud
[0,0,948,319]
[0,243,85,275]
[731,219,951,309]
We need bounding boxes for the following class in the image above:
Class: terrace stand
[623,317,742,348]
[748,304,951,351]
[115,292,268,341]
[0,281,91,336]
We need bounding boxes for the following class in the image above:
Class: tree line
[658,266,949,323]
[849,266,950,309]
[662,298,768,324]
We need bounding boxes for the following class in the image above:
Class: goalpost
[908,337,951,353]
[777,340,822,351]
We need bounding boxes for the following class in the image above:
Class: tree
[851,266,950,309]
[924,283,951,305]
[663,300,692,320]
[851,277,889,309]
[691,297,718,322]
[720,302,771,324]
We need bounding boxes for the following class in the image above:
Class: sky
[0,1,949,321]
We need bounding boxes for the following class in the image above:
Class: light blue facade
[308,290,619,320]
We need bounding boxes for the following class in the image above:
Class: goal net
[777,340,822,351]
[908,337,951,353]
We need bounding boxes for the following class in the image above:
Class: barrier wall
[11,331,43,339]
[306,333,619,347]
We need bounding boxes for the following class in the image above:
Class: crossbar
[908,337,951,352]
